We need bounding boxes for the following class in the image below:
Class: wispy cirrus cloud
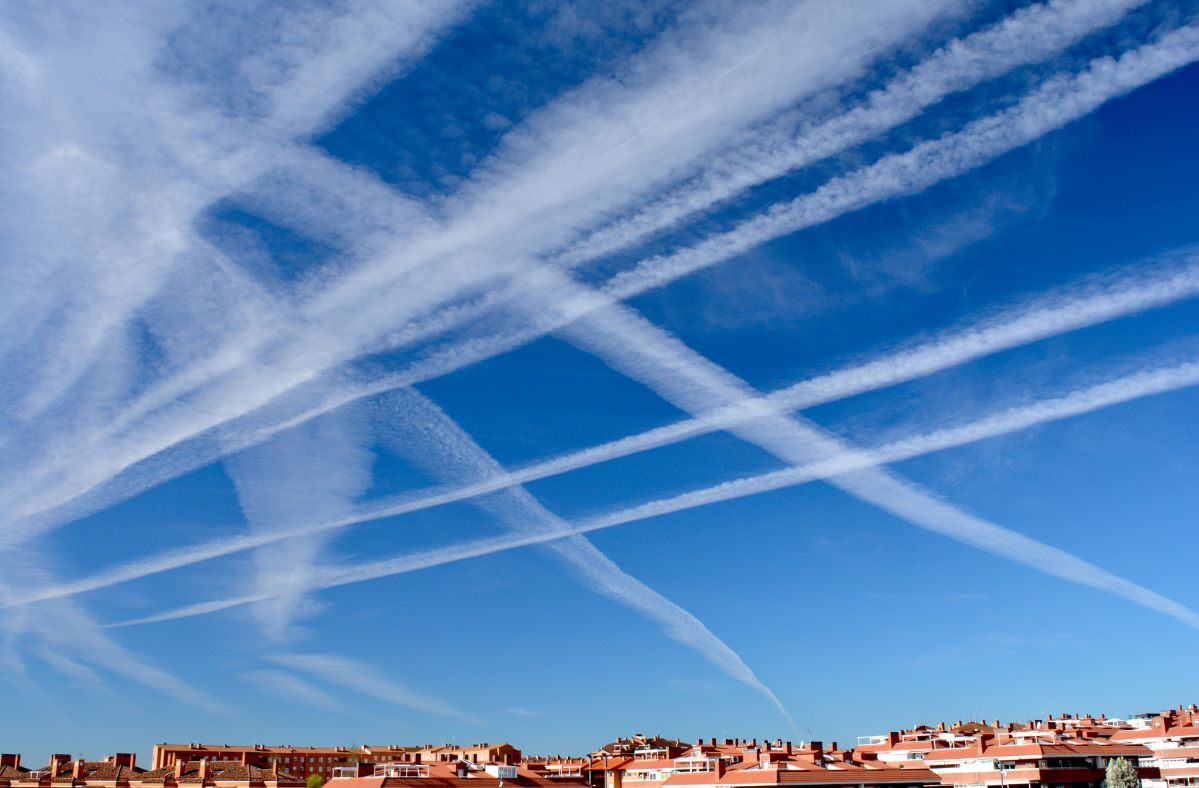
[0,564,224,713]
[225,405,375,640]
[8,13,1191,561]
[268,652,481,724]
[0,0,470,702]
[370,388,796,730]
[11,252,1199,611]
[2,0,1196,726]
[0,0,963,542]
[0,0,466,422]
[242,668,345,714]
[103,353,1199,630]
[555,0,1154,268]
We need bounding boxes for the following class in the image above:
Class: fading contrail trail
[104,356,1199,629]
[374,389,798,731]
[556,0,1154,267]
[4,6,1175,537]
[602,22,1199,298]
[8,255,1198,609]
[2,0,955,532]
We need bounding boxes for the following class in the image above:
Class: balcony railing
[376,765,431,778]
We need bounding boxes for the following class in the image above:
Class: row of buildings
[3,705,1196,788]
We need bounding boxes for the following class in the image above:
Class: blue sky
[1,0,1198,764]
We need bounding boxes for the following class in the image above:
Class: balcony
[673,758,717,774]
[376,765,431,778]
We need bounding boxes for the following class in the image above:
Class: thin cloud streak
[603,22,1199,298]
[55,17,1198,541]
[0,0,962,535]
[224,406,374,640]
[557,0,1153,267]
[242,669,344,714]
[268,653,481,724]
[11,255,1198,609]
[105,355,1199,629]
[0,564,224,713]
[6,11,1193,562]
[372,389,796,730]
[0,0,468,534]
[553,285,1199,632]
[0,0,469,701]
[0,0,465,421]
[11,16,1199,662]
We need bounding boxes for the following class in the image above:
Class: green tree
[307,775,325,788]
[1106,757,1141,788]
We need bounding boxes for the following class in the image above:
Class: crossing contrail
[2,2,1166,546]
[104,355,1199,629]
[8,254,1198,609]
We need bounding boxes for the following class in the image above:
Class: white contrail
[0,0,981,530]
[0,562,224,712]
[223,405,375,640]
[371,388,797,730]
[104,355,1199,629]
[271,0,1153,368]
[602,22,1199,298]
[9,256,1198,608]
[553,281,1199,632]
[0,0,465,526]
[269,653,481,724]
[8,17,1195,555]
[0,0,467,421]
[556,0,1154,267]
[0,0,467,701]
[85,19,1199,530]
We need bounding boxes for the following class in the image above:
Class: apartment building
[151,744,520,781]
[582,738,937,788]
[325,760,586,788]
[1,755,31,786]
[0,753,145,787]
[18,703,1199,788]
[0,753,302,788]
[921,731,1153,788]
[1109,706,1199,788]
[151,745,356,780]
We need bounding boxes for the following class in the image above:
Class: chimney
[175,761,185,782]
[73,760,87,781]
[829,743,838,753]
[114,755,136,770]
[0,755,20,770]
[784,742,791,756]
[887,733,900,747]
[713,760,725,780]
[708,739,715,747]
[199,760,209,784]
